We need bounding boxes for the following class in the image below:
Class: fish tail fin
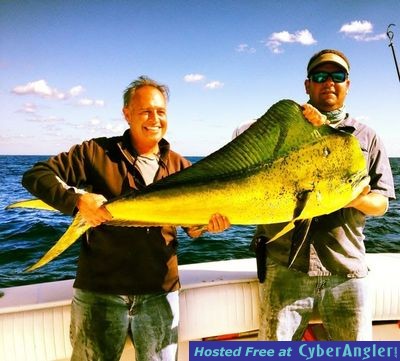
[25,213,90,272]
[6,198,57,212]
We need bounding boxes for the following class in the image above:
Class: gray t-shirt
[135,154,160,186]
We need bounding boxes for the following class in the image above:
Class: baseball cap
[307,51,350,75]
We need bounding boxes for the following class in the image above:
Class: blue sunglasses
[308,71,348,83]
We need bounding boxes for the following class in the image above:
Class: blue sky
[1,0,399,156]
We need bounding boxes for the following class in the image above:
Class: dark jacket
[22,130,191,295]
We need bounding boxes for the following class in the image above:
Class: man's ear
[345,79,350,93]
[122,107,130,123]
[304,79,310,95]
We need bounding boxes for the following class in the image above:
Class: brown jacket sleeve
[22,142,92,215]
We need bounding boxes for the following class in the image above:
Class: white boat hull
[1,254,400,361]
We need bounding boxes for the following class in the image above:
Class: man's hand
[345,185,371,209]
[76,193,112,227]
[207,213,231,233]
[302,103,328,126]
[187,213,231,238]
[344,185,389,216]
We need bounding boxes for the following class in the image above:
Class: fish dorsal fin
[143,99,335,192]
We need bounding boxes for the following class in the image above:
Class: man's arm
[345,187,389,216]
[22,144,90,215]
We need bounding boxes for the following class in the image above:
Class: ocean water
[0,155,399,288]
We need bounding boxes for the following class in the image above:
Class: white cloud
[184,73,224,90]
[27,115,65,123]
[266,29,317,53]
[78,98,93,106]
[340,20,373,34]
[78,98,105,107]
[89,117,101,125]
[18,102,37,114]
[12,80,65,99]
[184,73,205,83]
[236,43,256,54]
[82,118,126,135]
[339,20,386,41]
[205,81,224,89]
[12,81,104,106]
[105,122,125,133]
[296,29,317,45]
[69,85,85,97]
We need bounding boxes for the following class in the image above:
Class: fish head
[338,132,370,202]
[298,132,370,217]
[325,134,370,210]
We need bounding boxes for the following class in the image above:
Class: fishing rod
[387,24,400,83]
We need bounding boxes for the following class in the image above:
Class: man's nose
[149,110,158,121]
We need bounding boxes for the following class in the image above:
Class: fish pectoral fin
[6,198,58,211]
[266,221,296,243]
[287,219,312,268]
[283,190,313,267]
[25,212,90,272]
[293,189,312,219]
[266,188,312,244]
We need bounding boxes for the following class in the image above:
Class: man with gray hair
[22,75,229,360]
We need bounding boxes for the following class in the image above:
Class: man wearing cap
[254,49,395,340]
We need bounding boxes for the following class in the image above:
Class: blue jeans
[70,288,179,361]
[258,259,372,340]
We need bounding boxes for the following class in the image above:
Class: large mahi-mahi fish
[7,100,369,271]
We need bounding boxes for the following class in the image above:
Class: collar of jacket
[334,115,357,134]
[116,130,171,189]
[118,129,171,166]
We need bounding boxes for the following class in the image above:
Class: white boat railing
[1,254,400,361]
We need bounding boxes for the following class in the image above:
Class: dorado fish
[7,99,369,271]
